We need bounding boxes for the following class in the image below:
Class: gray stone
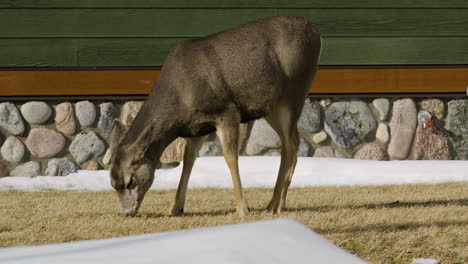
[298,137,311,157]
[376,123,389,143]
[45,158,79,176]
[445,99,468,159]
[417,110,432,127]
[1,136,25,163]
[0,161,8,177]
[76,101,96,127]
[372,98,390,121]
[98,103,118,138]
[55,102,76,136]
[354,143,386,160]
[69,131,106,164]
[334,150,346,158]
[388,99,417,160]
[245,119,280,155]
[312,131,327,144]
[313,146,335,158]
[445,99,468,136]
[324,100,377,153]
[297,99,321,134]
[20,101,51,124]
[0,102,25,135]
[120,101,144,126]
[25,128,65,158]
[199,141,222,156]
[420,99,445,119]
[10,161,41,177]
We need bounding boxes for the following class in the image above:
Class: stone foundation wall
[0,97,466,177]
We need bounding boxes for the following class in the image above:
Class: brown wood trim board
[0,67,466,96]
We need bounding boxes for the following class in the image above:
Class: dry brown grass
[1,183,467,264]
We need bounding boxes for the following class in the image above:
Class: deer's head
[108,120,155,217]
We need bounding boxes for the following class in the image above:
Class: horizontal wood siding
[2,9,468,37]
[1,0,467,8]
[2,37,468,67]
[0,68,466,96]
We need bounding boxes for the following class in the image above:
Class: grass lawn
[0,183,467,264]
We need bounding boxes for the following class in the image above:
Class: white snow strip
[0,218,367,264]
[1,157,467,191]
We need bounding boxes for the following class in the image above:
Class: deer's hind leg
[216,110,249,217]
[169,135,208,216]
[265,102,302,213]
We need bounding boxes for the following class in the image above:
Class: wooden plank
[1,0,467,8]
[1,9,468,37]
[0,68,466,96]
[1,37,467,67]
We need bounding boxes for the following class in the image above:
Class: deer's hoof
[236,204,250,218]
[169,204,184,216]
[267,200,283,214]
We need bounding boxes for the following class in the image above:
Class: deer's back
[153,16,321,136]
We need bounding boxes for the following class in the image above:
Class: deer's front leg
[216,112,250,217]
[169,136,207,216]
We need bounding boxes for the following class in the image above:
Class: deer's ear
[131,124,154,162]
[109,119,127,154]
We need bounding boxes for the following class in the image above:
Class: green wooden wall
[1,0,467,67]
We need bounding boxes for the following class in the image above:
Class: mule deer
[109,16,322,217]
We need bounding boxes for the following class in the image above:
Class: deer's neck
[122,93,180,165]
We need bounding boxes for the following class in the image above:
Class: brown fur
[109,16,321,217]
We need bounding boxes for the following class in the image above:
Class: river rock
[75,101,96,127]
[388,99,417,160]
[86,160,100,170]
[161,137,186,163]
[45,158,79,176]
[69,131,106,164]
[98,102,118,138]
[313,131,327,144]
[298,137,311,157]
[354,143,386,160]
[297,99,321,134]
[55,102,76,136]
[411,126,451,160]
[417,110,432,127]
[245,119,280,155]
[420,99,445,119]
[372,98,390,121]
[10,161,41,177]
[0,162,8,177]
[445,99,468,159]
[199,140,222,156]
[103,148,112,165]
[320,99,331,108]
[324,100,377,153]
[376,123,389,143]
[120,101,143,126]
[20,101,51,124]
[0,102,25,135]
[1,136,25,163]
[445,99,468,136]
[25,128,65,158]
[313,146,335,158]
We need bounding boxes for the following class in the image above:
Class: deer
[108,16,322,217]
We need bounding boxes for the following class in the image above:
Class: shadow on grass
[285,198,468,213]
[317,220,468,234]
